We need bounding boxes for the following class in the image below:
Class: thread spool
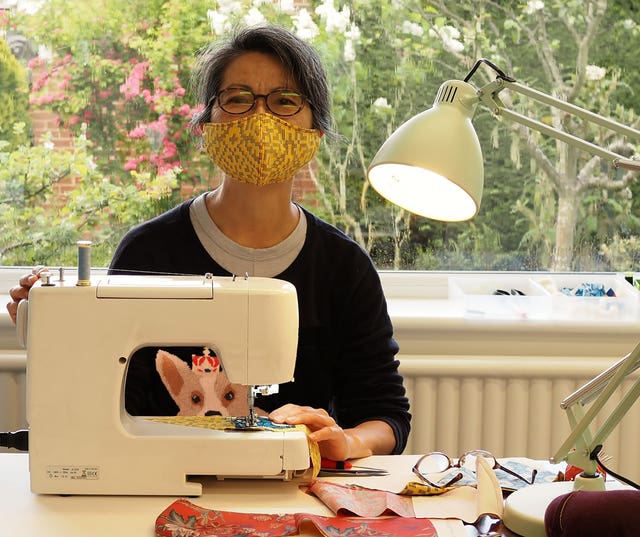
[76,240,92,286]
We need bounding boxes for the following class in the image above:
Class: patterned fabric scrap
[303,480,415,517]
[155,498,438,537]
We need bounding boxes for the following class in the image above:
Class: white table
[1,452,471,536]
[1,452,327,535]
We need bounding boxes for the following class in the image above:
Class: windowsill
[379,270,640,358]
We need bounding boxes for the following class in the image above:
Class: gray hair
[190,25,335,138]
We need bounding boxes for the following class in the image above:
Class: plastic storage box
[533,274,640,321]
[449,275,551,320]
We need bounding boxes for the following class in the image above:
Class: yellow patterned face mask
[203,113,321,187]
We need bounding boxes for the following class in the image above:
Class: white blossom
[37,44,53,62]
[207,10,231,35]
[216,0,243,15]
[402,21,424,37]
[623,19,636,30]
[523,0,544,15]
[373,97,392,111]
[14,1,43,15]
[315,0,351,34]
[293,9,320,41]
[343,39,356,62]
[345,22,361,42]
[585,64,606,81]
[243,7,266,27]
[428,25,464,54]
[276,0,296,14]
[43,141,55,151]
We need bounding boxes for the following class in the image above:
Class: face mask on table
[203,113,321,187]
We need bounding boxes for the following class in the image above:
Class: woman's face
[211,51,314,130]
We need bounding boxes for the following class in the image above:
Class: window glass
[1,0,638,271]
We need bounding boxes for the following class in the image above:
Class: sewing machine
[18,271,311,495]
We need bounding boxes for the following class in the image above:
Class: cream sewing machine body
[18,272,310,495]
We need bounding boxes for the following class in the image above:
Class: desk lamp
[367,58,640,536]
[502,342,640,536]
[368,58,640,221]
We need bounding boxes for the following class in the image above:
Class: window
[1,0,639,272]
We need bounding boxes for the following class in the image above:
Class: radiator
[400,354,640,481]
[2,351,639,479]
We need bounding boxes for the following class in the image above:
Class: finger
[308,424,344,443]
[269,405,328,423]
[278,410,336,430]
[8,285,30,302]
[16,272,39,290]
[6,301,18,324]
[21,266,46,286]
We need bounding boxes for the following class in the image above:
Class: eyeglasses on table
[412,449,538,489]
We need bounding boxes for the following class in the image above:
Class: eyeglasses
[211,87,308,117]
[412,450,537,489]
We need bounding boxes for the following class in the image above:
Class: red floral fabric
[155,499,438,537]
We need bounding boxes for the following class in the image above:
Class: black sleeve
[332,255,411,454]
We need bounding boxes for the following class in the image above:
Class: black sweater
[109,200,411,454]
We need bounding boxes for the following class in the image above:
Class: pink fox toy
[155,347,249,417]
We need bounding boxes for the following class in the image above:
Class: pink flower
[128,125,147,139]
[124,155,148,171]
[120,61,150,100]
[28,57,44,69]
[162,141,178,160]
[176,104,192,116]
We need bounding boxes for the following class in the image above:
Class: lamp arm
[562,349,640,407]
[550,341,640,469]
[590,379,640,448]
[477,77,640,171]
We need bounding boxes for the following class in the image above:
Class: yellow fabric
[399,480,460,496]
[203,113,321,186]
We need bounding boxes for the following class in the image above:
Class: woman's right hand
[6,266,47,325]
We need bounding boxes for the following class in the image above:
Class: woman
[8,24,410,461]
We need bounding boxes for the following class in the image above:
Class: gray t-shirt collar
[189,192,306,277]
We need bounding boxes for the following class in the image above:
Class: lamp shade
[367,80,484,221]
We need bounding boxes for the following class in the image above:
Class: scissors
[318,458,388,477]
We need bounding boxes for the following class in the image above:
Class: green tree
[409,0,640,271]
[0,36,30,149]
[0,126,178,266]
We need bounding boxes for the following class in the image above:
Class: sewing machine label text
[46,466,100,480]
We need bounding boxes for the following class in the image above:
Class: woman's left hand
[269,404,355,461]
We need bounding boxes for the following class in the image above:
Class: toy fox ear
[156,350,186,398]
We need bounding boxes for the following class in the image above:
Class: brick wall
[30,111,72,149]
[29,64,77,197]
